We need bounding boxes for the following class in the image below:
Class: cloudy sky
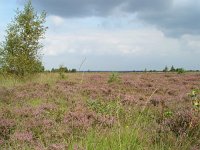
[0,0,200,71]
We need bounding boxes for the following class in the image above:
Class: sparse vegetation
[0,72,200,149]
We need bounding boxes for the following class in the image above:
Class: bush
[163,66,169,72]
[71,69,77,73]
[162,110,199,137]
[189,89,200,111]
[176,68,185,74]
[108,73,121,83]
[170,65,176,72]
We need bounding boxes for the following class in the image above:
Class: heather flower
[0,139,4,145]
[48,143,68,150]
[13,131,33,142]
[0,118,15,128]
[162,110,199,136]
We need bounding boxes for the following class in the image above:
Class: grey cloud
[136,1,200,36]
[19,0,172,17]
[18,0,200,36]
[125,0,172,12]
[30,0,124,17]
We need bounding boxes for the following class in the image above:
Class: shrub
[162,110,199,137]
[71,69,77,73]
[58,65,67,79]
[163,66,169,72]
[176,68,185,74]
[170,65,176,72]
[108,72,121,83]
[189,89,200,111]
[86,99,119,115]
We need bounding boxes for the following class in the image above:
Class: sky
[0,0,200,71]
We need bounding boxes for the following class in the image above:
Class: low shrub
[108,73,121,83]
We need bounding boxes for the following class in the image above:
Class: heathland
[0,72,200,149]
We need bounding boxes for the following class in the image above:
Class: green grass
[82,127,143,150]
[0,73,67,87]
[27,98,43,107]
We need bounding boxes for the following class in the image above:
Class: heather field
[0,72,200,150]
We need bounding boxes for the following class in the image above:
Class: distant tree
[71,69,77,73]
[0,1,47,76]
[176,68,185,74]
[163,66,168,72]
[51,68,55,72]
[170,65,176,72]
[58,65,68,73]
[51,66,76,73]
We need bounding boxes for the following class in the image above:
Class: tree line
[163,65,185,73]
[50,66,76,73]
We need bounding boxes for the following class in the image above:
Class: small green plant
[58,65,66,79]
[108,72,121,83]
[86,99,119,115]
[59,72,65,79]
[189,89,200,111]
[163,110,173,118]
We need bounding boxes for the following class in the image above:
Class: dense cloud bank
[18,0,200,36]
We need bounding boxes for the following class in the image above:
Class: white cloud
[43,27,180,57]
[41,15,199,70]
[47,15,65,26]
[180,35,200,53]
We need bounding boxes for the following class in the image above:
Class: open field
[0,72,200,150]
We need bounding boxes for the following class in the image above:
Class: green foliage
[59,72,65,79]
[176,68,185,74]
[51,66,76,73]
[56,65,67,79]
[108,72,121,83]
[71,68,77,73]
[189,89,200,111]
[87,99,122,115]
[163,110,173,118]
[170,65,176,72]
[51,65,76,79]
[27,98,43,107]
[0,1,47,76]
[163,66,169,72]
[81,127,143,150]
[59,65,68,73]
